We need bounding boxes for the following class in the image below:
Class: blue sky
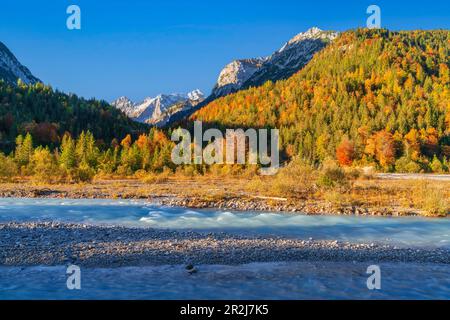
[0,0,449,102]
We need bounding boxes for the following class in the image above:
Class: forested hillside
[191,29,450,172]
[1,29,449,175]
[0,80,147,151]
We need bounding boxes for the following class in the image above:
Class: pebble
[1,221,449,267]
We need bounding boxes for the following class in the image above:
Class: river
[0,198,449,299]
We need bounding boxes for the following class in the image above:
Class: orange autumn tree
[404,129,421,160]
[366,131,396,169]
[336,138,355,166]
[136,134,150,150]
[120,134,132,149]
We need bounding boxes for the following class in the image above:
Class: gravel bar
[1,222,449,267]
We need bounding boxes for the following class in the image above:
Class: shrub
[72,162,95,183]
[209,164,223,176]
[134,169,148,179]
[116,164,133,177]
[141,167,172,184]
[344,167,362,180]
[179,165,198,177]
[0,153,17,181]
[246,158,315,198]
[414,182,449,217]
[242,165,259,178]
[395,156,422,173]
[270,157,316,197]
[430,156,444,173]
[317,161,348,189]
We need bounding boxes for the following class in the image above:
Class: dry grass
[140,169,171,184]
[246,158,316,198]
[0,169,448,217]
[347,179,449,216]
[412,181,449,217]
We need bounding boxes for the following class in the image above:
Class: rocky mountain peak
[279,27,338,52]
[212,58,267,97]
[211,27,338,97]
[0,41,40,85]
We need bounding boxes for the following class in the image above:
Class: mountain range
[111,27,337,126]
[111,90,204,126]
[1,27,338,128]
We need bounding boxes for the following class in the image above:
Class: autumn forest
[0,29,449,182]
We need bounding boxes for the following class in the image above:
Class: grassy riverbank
[0,164,448,217]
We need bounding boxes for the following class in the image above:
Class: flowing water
[0,198,449,299]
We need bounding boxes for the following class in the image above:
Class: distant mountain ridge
[112,90,204,126]
[0,41,40,85]
[0,28,338,130]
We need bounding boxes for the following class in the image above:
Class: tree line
[0,129,177,182]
